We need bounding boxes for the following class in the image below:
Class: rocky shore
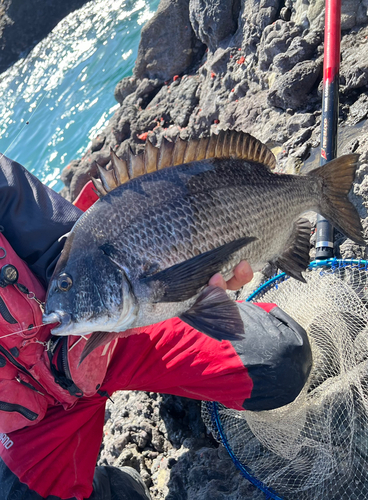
[4,0,368,498]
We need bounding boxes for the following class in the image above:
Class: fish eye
[57,273,73,292]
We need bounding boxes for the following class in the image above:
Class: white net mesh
[202,261,368,500]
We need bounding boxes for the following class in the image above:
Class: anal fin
[180,286,245,341]
[275,218,311,282]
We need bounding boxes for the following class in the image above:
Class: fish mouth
[42,310,72,336]
[42,310,120,337]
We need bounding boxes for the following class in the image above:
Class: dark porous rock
[135,78,162,103]
[267,59,323,110]
[134,0,205,82]
[280,6,292,22]
[134,74,200,137]
[163,444,258,499]
[0,0,90,74]
[286,112,316,135]
[341,0,368,29]
[258,20,301,71]
[68,154,98,200]
[114,77,138,105]
[60,159,82,194]
[189,0,242,52]
[90,134,106,153]
[346,92,368,125]
[240,0,280,35]
[167,75,200,127]
[340,25,368,92]
[272,30,323,73]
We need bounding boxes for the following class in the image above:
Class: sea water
[0,0,159,192]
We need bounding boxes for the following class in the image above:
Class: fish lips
[42,310,73,336]
[42,309,126,337]
[42,310,94,337]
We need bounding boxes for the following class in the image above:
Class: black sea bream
[42,131,364,361]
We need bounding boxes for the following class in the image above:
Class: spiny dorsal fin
[144,139,159,173]
[92,131,276,196]
[183,138,200,163]
[128,147,145,178]
[110,148,130,184]
[97,164,118,191]
[157,137,175,170]
[221,130,231,157]
[172,137,188,165]
[206,134,218,158]
[91,177,108,196]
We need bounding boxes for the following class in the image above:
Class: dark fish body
[83,159,311,280]
[43,133,364,361]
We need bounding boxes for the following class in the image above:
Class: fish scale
[42,132,364,363]
[93,159,312,275]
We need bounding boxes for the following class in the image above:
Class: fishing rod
[315,0,341,259]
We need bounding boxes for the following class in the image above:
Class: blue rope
[246,272,287,302]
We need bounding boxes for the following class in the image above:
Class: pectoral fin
[180,286,245,341]
[79,331,118,365]
[275,218,311,282]
[142,236,256,302]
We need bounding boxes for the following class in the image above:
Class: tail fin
[308,154,365,245]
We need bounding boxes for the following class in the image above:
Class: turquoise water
[0,0,159,192]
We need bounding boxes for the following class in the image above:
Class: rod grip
[315,215,334,259]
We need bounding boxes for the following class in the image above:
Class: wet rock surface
[53,0,368,497]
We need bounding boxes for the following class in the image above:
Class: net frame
[202,258,368,500]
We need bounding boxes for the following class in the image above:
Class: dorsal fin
[157,137,176,169]
[96,164,118,192]
[110,148,130,184]
[92,131,276,196]
[172,138,188,165]
[91,177,108,196]
[144,140,159,173]
[128,148,145,178]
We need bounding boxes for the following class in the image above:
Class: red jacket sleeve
[98,302,311,412]
[101,317,253,411]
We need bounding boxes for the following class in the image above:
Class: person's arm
[0,155,82,284]
[99,302,311,412]
[96,261,311,412]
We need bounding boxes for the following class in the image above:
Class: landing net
[202,259,368,500]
